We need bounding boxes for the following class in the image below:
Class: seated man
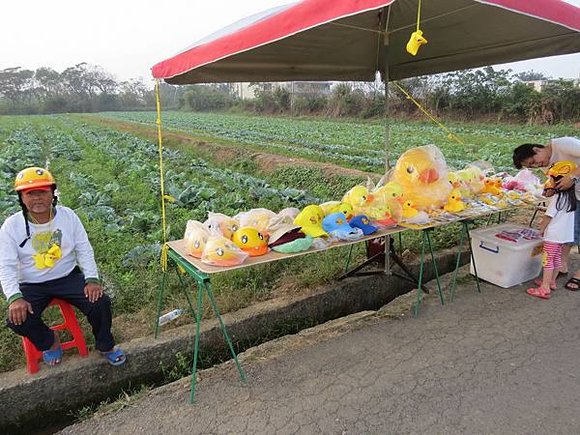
[0,167,126,367]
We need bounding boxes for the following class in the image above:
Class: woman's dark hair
[512,143,544,169]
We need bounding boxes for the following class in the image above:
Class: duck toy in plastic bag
[201,235,249,267]
[184,220,210,258]
[390,145,451,211]
[203,212,239,239]
[231,227,269,257]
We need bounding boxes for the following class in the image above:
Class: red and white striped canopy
[152,0,580,84]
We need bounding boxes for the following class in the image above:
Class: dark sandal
[564,277,580,291]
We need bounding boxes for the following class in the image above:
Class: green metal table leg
[174,264,197,319]
[413,231,427,317]
[204,281,247,383]
[344,244,354,273]
[425,229,445,305]
[154,272,167,339]
[449,221,467,302]
[190,280,204,403]
[464,221,481,293]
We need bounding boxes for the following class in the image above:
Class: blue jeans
[6,268,114,352]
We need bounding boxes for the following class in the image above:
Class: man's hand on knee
[84,283,103,303]
[8,299,33,325]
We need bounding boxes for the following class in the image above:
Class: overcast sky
[1,0,579,83]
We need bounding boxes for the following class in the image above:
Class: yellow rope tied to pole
[394,82,465,145]
[416,0,422,32]
[155,80,170,272]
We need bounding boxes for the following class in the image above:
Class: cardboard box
[470,223,543,288]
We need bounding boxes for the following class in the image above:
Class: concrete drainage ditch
[0,247,469,434]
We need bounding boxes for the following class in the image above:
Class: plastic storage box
[470,223,543,288]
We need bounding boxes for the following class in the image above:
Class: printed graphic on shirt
[31,229,63,269]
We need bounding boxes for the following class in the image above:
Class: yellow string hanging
[406,0,428,56]
[394,82,465,145]
[155,80,170,272]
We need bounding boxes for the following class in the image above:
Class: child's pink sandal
[533,279,556,290]
[527,287,551,300]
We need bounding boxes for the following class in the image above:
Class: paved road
[60,267,580,434]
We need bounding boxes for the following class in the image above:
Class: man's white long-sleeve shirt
[0,206,99,302]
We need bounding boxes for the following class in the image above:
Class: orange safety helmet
[14,167,56,192]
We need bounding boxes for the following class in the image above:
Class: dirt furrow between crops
[77,115,378,180]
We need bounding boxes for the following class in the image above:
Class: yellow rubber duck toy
[481,177,502,196]
[374,181,404,204]
[444,189,465,213]
[342,185,374,215]
[402,200,419,219]
[319,201,340,216]
[406,29,428,56]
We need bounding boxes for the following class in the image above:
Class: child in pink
[528,162,577,299]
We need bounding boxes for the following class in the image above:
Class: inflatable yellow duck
[444,189,465,213]
[390,145,452,211]
[461,166,485,195]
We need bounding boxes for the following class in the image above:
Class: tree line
[1,63,579,124]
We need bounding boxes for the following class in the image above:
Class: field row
[97,111,578,173]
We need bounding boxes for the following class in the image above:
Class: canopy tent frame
[151,0,580,401]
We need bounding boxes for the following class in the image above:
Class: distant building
[234,81,332,100]
[523,78,580,92]
[523,80,546,92]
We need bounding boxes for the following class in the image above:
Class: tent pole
[383,69,390,173]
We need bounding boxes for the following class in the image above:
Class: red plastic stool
[21,298,88,374]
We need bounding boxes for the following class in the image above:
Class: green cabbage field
[0,111,576,372]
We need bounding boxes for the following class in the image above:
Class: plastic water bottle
[158,309,184,326]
